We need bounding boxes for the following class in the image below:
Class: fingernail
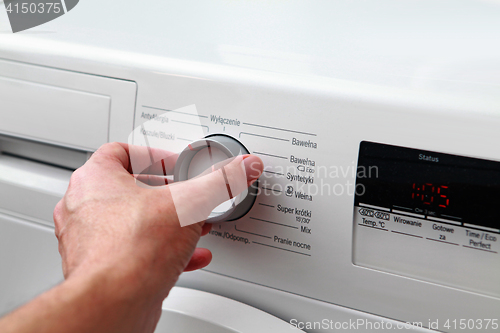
[242,155,264,181]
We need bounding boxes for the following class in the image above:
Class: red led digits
[437,185,450,208]
[412,183,449,208]
[422,183,434,205]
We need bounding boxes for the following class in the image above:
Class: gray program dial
[173,135,258,223]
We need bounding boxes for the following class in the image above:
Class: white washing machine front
[0,1,499,332]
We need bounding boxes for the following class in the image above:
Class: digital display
[354,141,500,230]
[353,141,500,298]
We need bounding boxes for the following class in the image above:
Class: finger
[183,248,212,272]
[201,223,212,236]
[190,155,263,187]
[89,142,178,175]
[148,155,178,176]
[126,144,178,175]
[88,142,131,172]
[190,156,240,179]
[134,174,173,186]
[167,154,263,227]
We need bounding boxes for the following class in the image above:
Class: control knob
[174,135,258,222]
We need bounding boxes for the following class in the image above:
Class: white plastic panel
[178,270,435,333]
[0,215,63,317]
[0,76,110,150]
[158,287,303,333]
[0,59,137,151]
[0,154,72,226]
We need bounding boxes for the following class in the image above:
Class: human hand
[52,142,263,331]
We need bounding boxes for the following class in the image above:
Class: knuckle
[69,167,85,186]
[53,199,69,236]
[94,142,122,159]
[91,142,129,170]
[53,200,63,226]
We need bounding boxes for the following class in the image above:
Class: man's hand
[0,142,263,333]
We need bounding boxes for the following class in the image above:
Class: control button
[174,135,258,223]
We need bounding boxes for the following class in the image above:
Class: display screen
[355,141,500,230]
[353,141,500,298]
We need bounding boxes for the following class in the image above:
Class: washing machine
[0,1,499,332]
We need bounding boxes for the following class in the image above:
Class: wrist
[0,259,165,333]
[62,262,164,333]
[67,245,178,305]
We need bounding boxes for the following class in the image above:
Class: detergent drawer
[0,59,137,151]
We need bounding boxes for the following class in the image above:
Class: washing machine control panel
[133,81,500,331]
[133,104,320,259]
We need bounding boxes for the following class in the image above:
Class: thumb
[168,154,263,227]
